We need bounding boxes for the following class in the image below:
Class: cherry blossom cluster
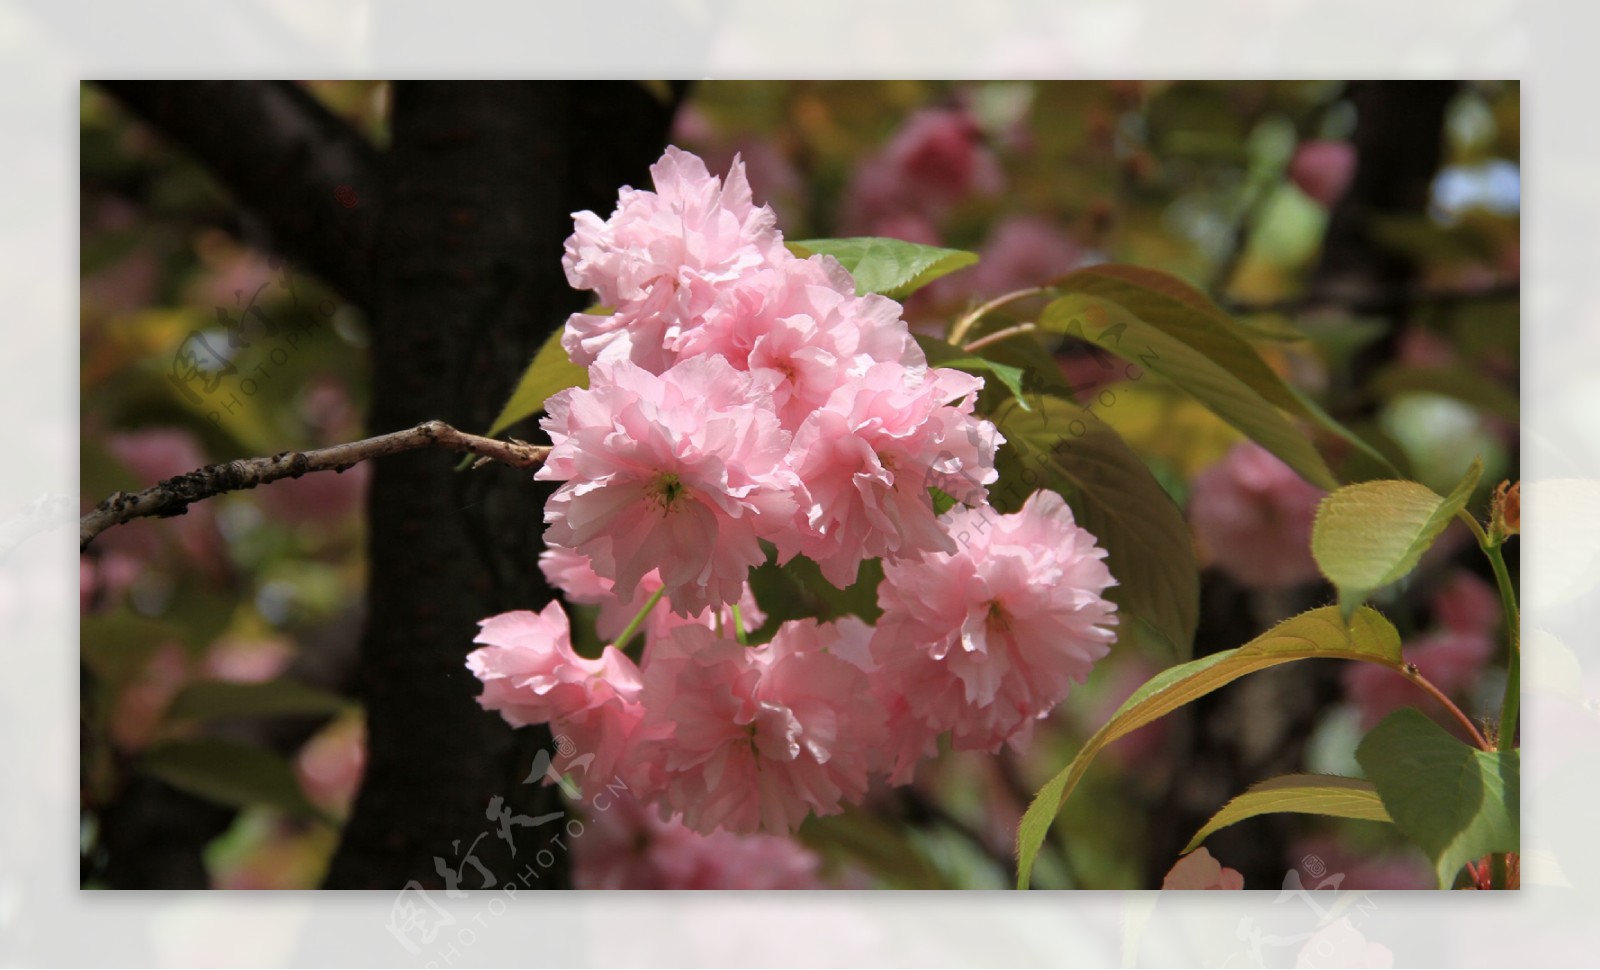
[467,148,1119,837]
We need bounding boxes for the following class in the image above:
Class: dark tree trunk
[323,81,680,890]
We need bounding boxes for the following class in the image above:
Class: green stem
[1457,508,1520,748]
[948,286,1050,346]
[614,586,665,655]
[1485,542,1520,748]
[730,603,748,646]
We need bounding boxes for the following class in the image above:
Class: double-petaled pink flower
[634,621,888,835]
[562,147,790,372]
[539,543,765,654]
[538,354,801,617]
[466,602,644,797]
[467,145,1121,841]
[782,361,1002,588]
[871,490,1118,752]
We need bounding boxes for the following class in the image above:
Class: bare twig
[79,420,549,551]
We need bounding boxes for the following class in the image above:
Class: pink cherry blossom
[671,255,922,429]
[538,354,800,616]
[1162,847,1245,890]
[669,106,804,229]
[816,615,940,784]
[573,792,822,889]
[635,622,887,835]
[466,602,644,796]
[782,361,1001,588]
[561,147,790,371]
[870,489,1118,753]
[538,543,765,651]
[1188,441,1326,588]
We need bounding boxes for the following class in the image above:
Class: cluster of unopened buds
[467,148,1119,836]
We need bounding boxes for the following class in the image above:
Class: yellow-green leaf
[1182,774,1391,853]
[1040,265,1337,489]
[1016,606,1401,888]
[787,237,978,300]
[485,327,587,439]
[1312,457,1483,619]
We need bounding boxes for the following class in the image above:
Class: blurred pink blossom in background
[841,106,1003,238]
[296,714,367,818]
[1288,140,1357,209]
[1188,441,1326,588]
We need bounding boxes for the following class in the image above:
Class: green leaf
[787,237,978,300]
[1016,606,1402,888]
[914,334,1031,410]
[1040,265,1337,489]
[928,486,959,515]
[1356,707,1519,888]
[781,555,884,624]
[992,395,1198,664]
[165,679,351,723]
[1311,457,1484,619]
[485,327,588,439]
[140,738,320,817]
[1182,774,1391,853]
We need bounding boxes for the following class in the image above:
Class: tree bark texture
[322,81,680,889]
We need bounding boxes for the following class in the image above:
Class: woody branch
[79,420,549,551]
